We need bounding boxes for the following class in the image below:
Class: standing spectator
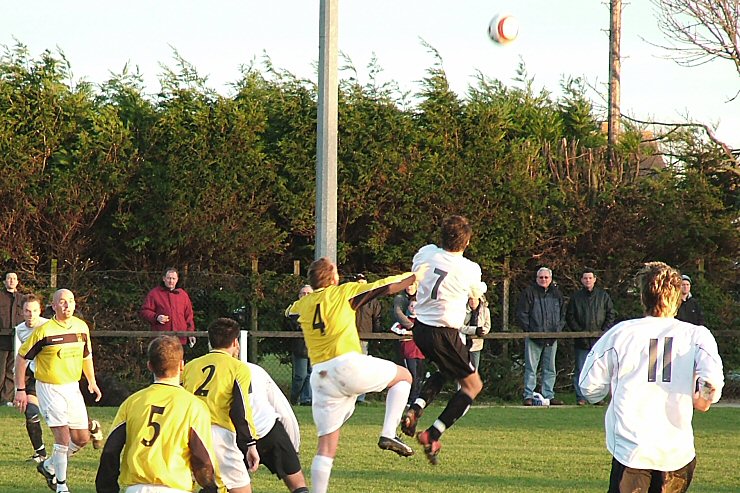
[15,289,102,493]
[14,294,49,463]
[391,282,425,407]
[287,257,415,493]
[566,269,616,405]
[95,335,219,493]
[285,285,313,406]
[402,215,487,465]
[0,271,24,405]
[246,361,309,493]
[140,267,196,348]
[182,318,260,493]
[353,273,383,404]
[516,267,566,406]
[460,294,491,372]
[676,275,705,326]
[579,262,724,493]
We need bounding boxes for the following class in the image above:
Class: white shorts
[211,424,251,489]
[36,381,88,429]
[311,352,397,436]
[125,485,190,493]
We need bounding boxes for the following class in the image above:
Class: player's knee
[462,373,483,397]
[25,403,41,423]
[397,365,412,383]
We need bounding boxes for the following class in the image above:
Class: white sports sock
[67,441,81,457]
[43,456,55,475]
[382,380,411,438]
[52,444,69,484]
[310,455,333,493]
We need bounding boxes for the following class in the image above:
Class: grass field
[1,403,738,493]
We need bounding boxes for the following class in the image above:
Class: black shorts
[25,366,37,396]
[256,420,302,479]
[608,456,695,493]
[412,321,474,380]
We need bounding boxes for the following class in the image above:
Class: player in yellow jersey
[95,335,219,493]
[14,289,102,493]
[183,318,260,493]
[287,257,416,493]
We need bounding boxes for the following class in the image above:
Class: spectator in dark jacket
[566,269,616,405]
[140,267,195,347]
[676,275,705,326]
[286,284,313,405]
[0,271,24,404]
[516,267,566,406]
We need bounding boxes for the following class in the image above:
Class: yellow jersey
[18,316,91,385]
[287,273,414,364]
[183,350,258,448]
[95,382,219,493]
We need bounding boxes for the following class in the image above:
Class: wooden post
[293,260,301,276]
[502,255,510,358]
[50,258,58,289]
[250,258,259,333]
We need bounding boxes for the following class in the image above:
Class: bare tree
[651,0,739,77]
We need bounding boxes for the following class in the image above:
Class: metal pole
[316,0,339,262]
[607,0,622,167]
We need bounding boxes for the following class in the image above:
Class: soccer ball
[488,13,519,45]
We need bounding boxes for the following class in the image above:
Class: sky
[2,0,738,147]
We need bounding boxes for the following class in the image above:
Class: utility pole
[608,0,622,167]
[315,0,339,262]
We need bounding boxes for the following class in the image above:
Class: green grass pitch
[1,403,738,492]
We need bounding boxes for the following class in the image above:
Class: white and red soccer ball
[488,13,519,45]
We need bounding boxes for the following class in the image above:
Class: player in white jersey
[14,294,50,462]
[245,362,307,493]
[579,262,724,493]
[402,215,487,465]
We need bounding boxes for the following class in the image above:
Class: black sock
[25,404,45,452]
[417,371,447,409]
[291,487,309,493]
[430,390,474,440]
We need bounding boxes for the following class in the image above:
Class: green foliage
[0,46,737,372]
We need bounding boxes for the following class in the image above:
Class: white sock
[52,444,69,484]
[67,441,81,457]
[310,455,334,493]
[43,456,55,475]
[382,380,411,438]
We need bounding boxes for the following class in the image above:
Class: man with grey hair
[516,267,566,406]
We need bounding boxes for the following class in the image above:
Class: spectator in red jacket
[140,268,195,347]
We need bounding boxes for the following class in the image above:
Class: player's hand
[13,390,28,413]
[475,326,486,337]
[89,382,103,402]
[246,445,260,473]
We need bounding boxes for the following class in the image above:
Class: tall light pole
[608,0,622,167]
[315,0,339,262]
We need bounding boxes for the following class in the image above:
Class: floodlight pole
[316,0,339,263]
[607,0,622,167]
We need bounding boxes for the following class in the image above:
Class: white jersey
[412,244,486,328]
[14,317,50,373]
[245,363,300,452]
[579,316,724,471]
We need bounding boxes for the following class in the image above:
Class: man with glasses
[516,267,566,406]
